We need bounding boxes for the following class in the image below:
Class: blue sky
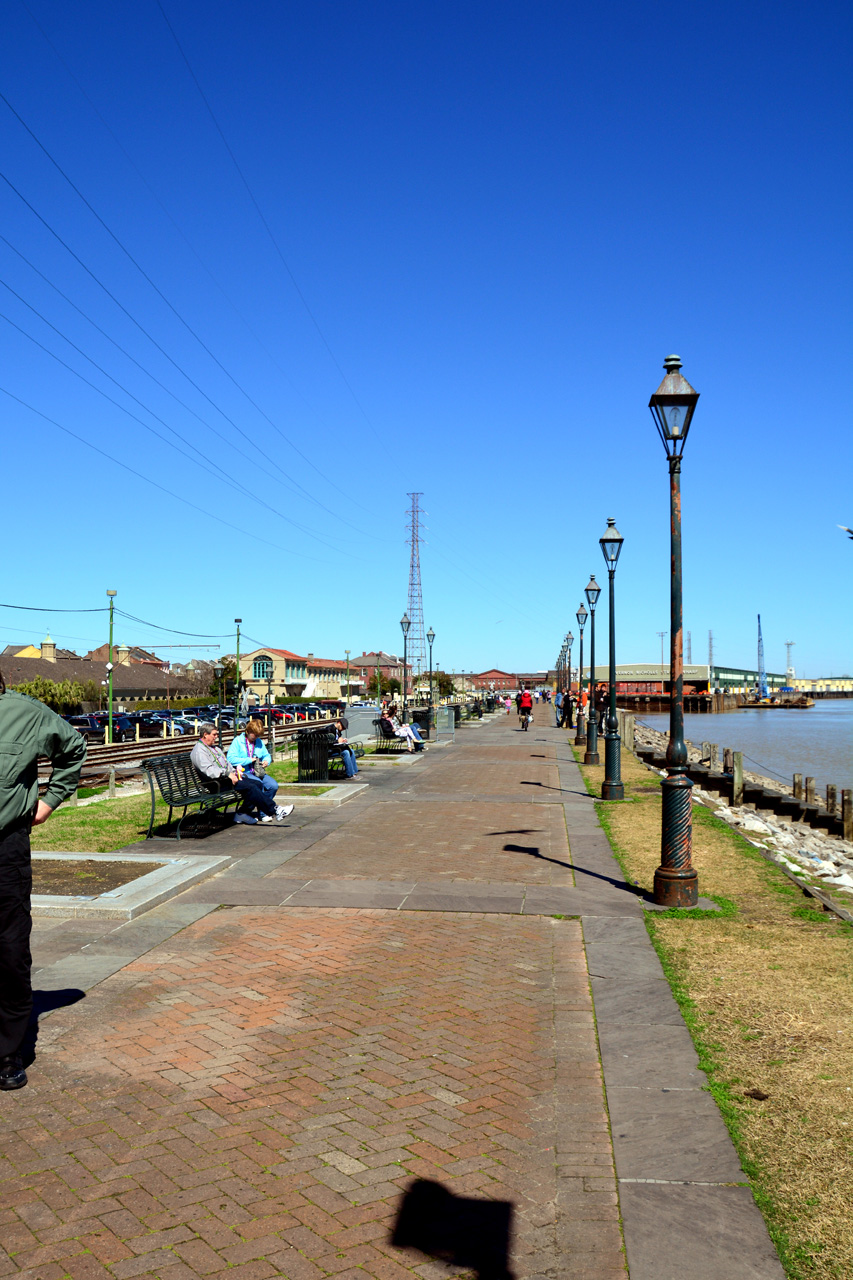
[1,0,850,679]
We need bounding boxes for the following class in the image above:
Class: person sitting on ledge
[191,724,293,825]
[383,704,425,753]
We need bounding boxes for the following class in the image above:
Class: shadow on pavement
[502,843,646,896]
[390,1178,515,1280]
[22,988,86,1067]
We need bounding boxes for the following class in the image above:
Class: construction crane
[757,614,768,699]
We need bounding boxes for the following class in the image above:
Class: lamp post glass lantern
[400,613,410,721]
[583,576,601,765]
[599,518,624,800]
[649,355,700,906]
[574,604,588,746]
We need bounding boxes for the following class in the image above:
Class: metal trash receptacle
[452,704,462,726]
[297,728,330,782]
[411,709,432,740]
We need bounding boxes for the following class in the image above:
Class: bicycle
[521,709,531,731]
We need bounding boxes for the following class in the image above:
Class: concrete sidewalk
[0,707,784,1279]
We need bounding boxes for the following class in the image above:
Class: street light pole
[345,649,350,705]
[574,604,588,746]
[400,613,411,722]
[214,662,224,748]
[599,519,625,800]
[106,589,117,744]
[583,576,601,765]
[649,355,700,907]
[426,627,435,717]
[234,618,242,716]
[565,631,574,726]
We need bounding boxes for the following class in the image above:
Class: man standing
[554,689,563,726]
[0,672,86,1090]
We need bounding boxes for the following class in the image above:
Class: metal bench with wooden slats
[372,718,409,753]
[142,753,241,839]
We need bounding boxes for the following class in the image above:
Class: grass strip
[568,735,853,1280]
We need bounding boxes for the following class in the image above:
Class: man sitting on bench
[191,724,293,825]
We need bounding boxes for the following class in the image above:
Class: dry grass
[579,745,853,1280]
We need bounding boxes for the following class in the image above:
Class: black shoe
[0,1054,27,1090]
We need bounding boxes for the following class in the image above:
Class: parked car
[76,713,137,743]
[64,714,106,745]
[125,713,171,740]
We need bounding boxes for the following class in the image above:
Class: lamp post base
[601,732,623,799]
[574,711,587,747]
[583,719,600,765]
[654,773,697,906]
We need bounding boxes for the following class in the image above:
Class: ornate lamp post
[599,518,625,799]
[426,627,435,714]
[649,355,700,906]
[106,589,117,744]
[344,649,351,704]
[583,576,602,765]
[574,603,588,746]
[400,613,411,722]
[565,631,574,725]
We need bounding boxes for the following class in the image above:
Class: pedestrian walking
[0,673,86,1090]
[554,689,563,725]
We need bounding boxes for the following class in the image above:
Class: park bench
[142,752,241,839]
[372,718,409,753]
[316,727,366,776]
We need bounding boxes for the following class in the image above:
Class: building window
[253,657,273,680]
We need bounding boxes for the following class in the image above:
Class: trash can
[297,728,330,782]
[486,696,495,712]
[452,704,462,726]
[411,709,432,740]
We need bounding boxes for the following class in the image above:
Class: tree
[367,672,400,697]
[12,676,85,713]
[433,670,455,699]
[208,658,237,700]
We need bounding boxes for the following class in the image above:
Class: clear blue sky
[2,0,850,679]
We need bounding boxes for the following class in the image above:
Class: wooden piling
[732,752,744,806]
[843,790,853,842]
[793,773,802,799]
[108,768,116,799]
[805,776,815,804]
[723,747,733,774]
[826,785,837,816]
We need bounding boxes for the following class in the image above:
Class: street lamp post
[266,673,276,759]
[565,631,574,725]
[106,589,117,744]
[583,576,601,765]
[234,619,242,717]
[600,519,625,800]
[345,649,350,705]
[214,662,225,747]
[649,355,700,907]
[574,604,588,746]
[400,613,411,722]
[426,627,435,716]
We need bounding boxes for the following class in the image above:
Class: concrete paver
[2,705,784,1278]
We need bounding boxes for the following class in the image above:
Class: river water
[640,699,853,795]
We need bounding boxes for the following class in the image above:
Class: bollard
[624,714,635,753]
[67,788,78,807]
[826,785,837,816]
[843,790,853,842]
[108,768,116,799]
[136,721,141,743]
[793,773,802,799]
[805,777,815,804]
[732,752,744,806]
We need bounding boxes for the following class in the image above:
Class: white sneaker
[276,804,295,820]
[259,814,274,824]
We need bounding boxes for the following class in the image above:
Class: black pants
[0,821,32,1058]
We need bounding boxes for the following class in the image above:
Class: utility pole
[106,590,117,744]
[235,619,242,712]
[657,631,667,693]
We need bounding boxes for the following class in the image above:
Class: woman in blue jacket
[227,719,292,815]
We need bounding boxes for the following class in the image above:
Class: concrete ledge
[32,850,232,919]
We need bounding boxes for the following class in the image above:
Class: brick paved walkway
[1,705,784,1280]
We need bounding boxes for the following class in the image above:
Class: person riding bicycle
[519,685,533,728]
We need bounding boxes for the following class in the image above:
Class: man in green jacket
[0,673,86,1090]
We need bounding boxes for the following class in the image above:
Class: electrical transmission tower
[785,640,795,685]
[686,631,692,664]
[405,493,426,679]
[708,630,714,668]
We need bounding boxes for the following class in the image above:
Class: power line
[0,108,371,534]
[17,0,364,508]
[155,0,381,443]
[0,601,106,613]
[114,610,231,639]
[0,294,350,550]
[0,385,332,564]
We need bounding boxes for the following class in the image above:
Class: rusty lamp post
[650,354,700,906]
[574,603,588,746]
[600,518,625,799]
[583,575,601,765]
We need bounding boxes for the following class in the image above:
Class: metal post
[584,605,599,765]
[428,636,434,713]
[566,638,573,725]
[234,619,242,717]
[345,649,350,705]
[602,568,623,798]
[106,589,116,745]
[267,675,275,760]
[654,457,698,906]
[402,632,408,722]
[574,625,586,746]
